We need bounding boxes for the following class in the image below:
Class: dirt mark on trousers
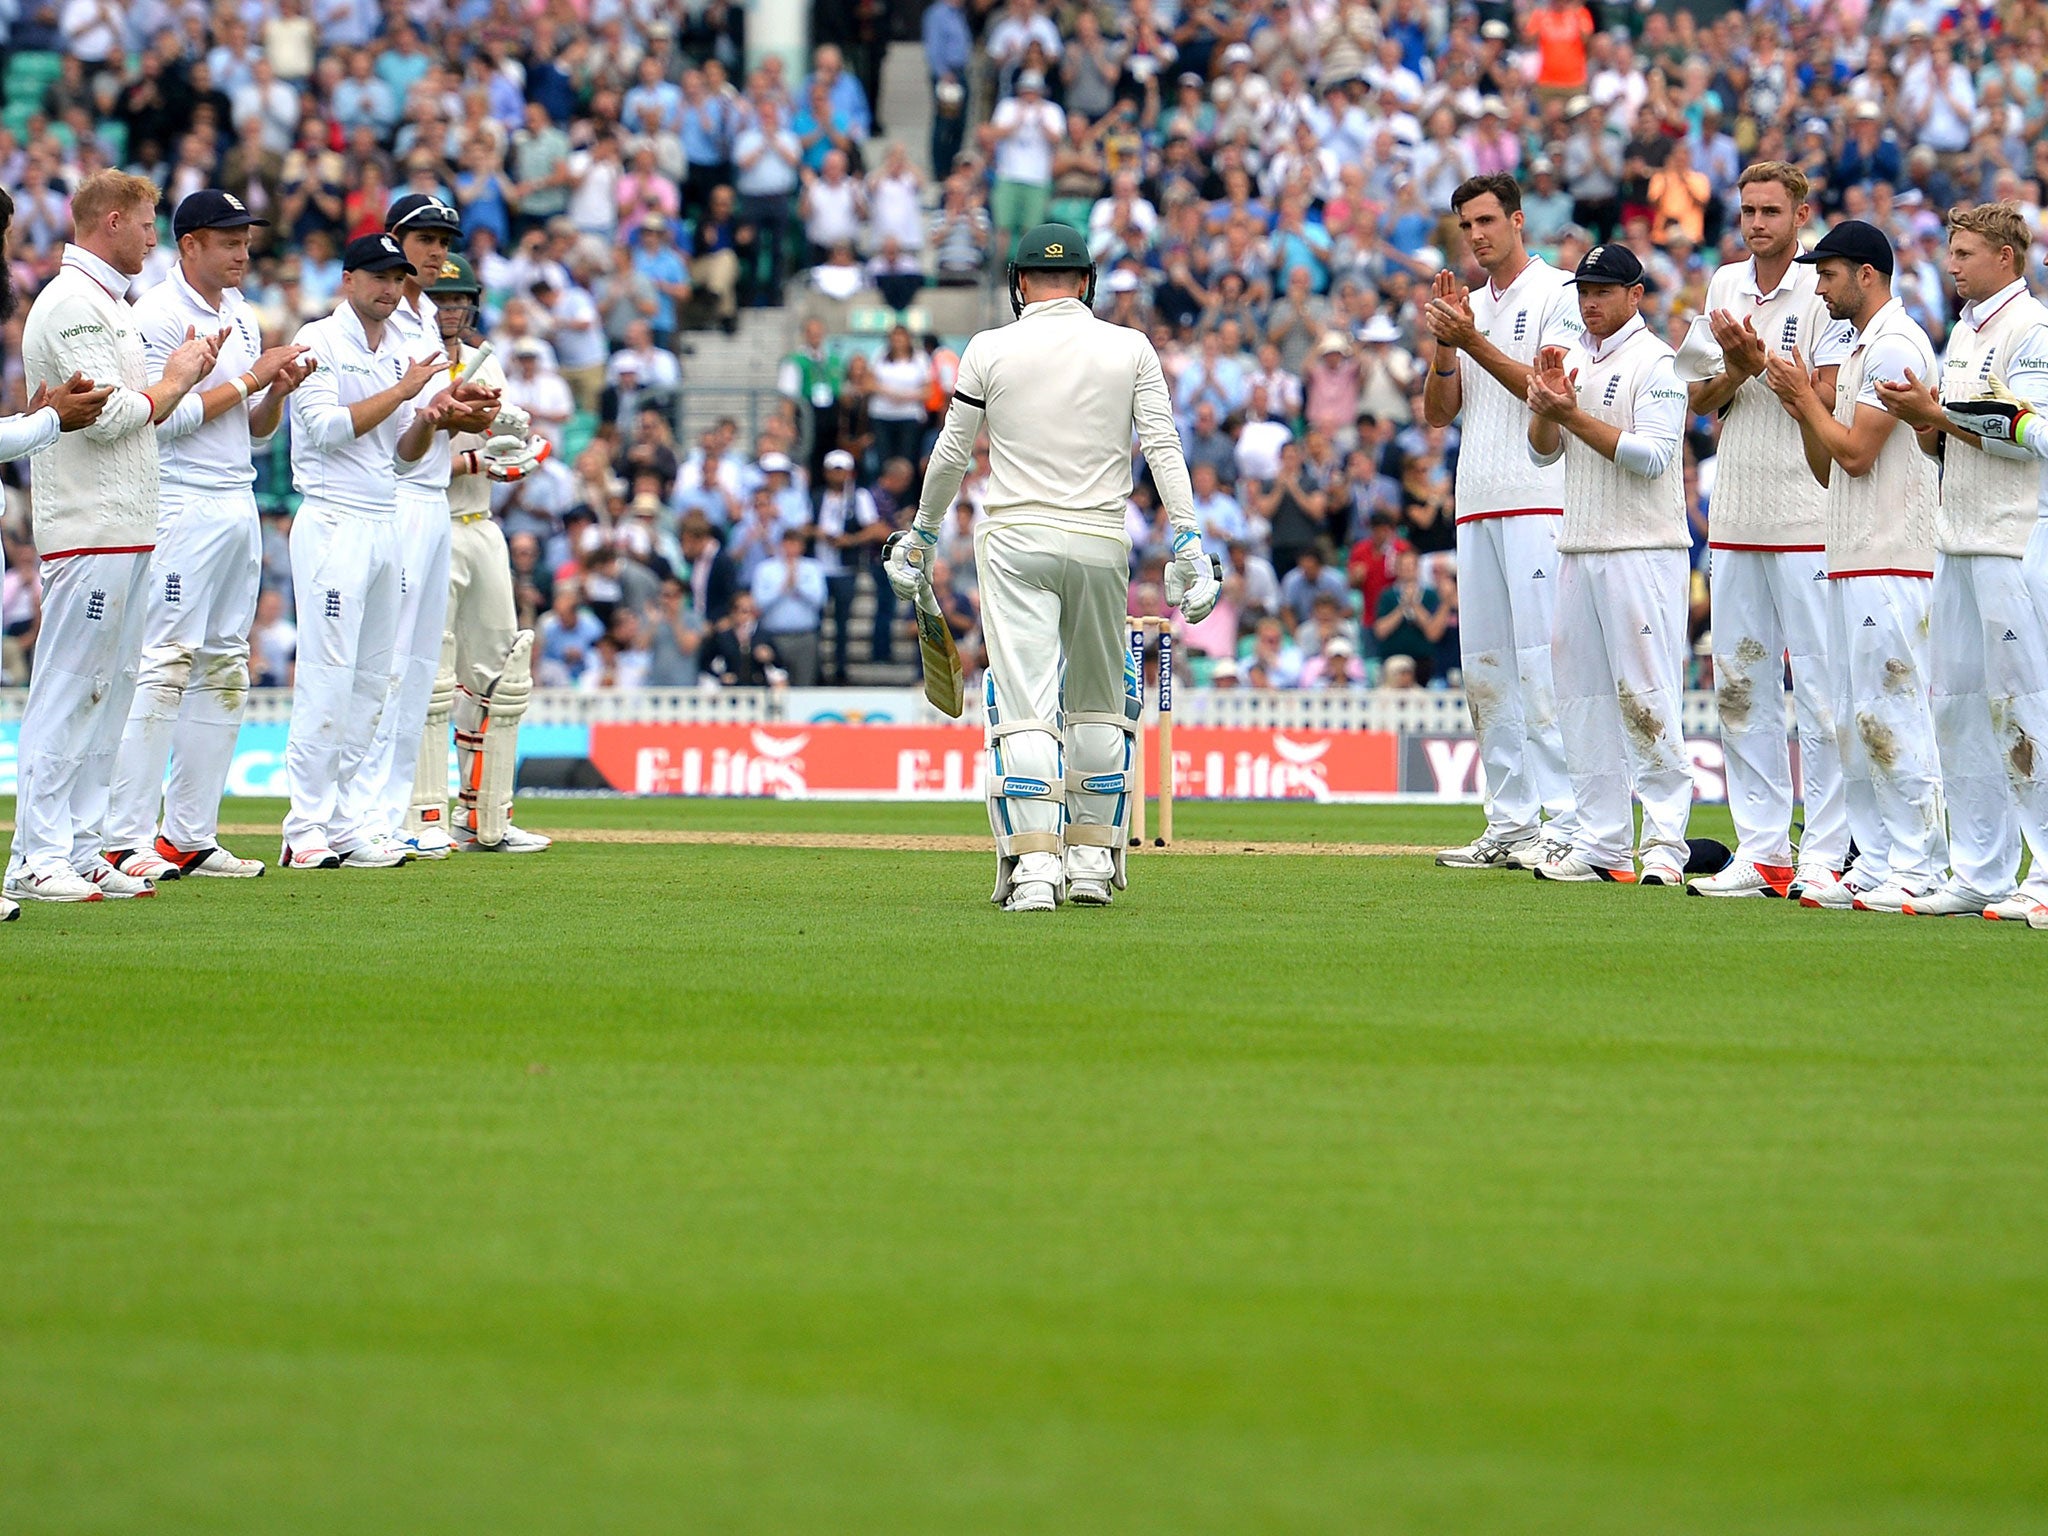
[1465,657,1501,736]
[1858,711,1899,771]
[1717,639,1769,729]
[1617,682,1665,755]
[2014,733,2037,780]
[1882,657,1915,693]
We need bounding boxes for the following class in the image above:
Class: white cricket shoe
[2030,905,2048,931]
[1902,883,2001,917]
[1437,833,1534,870]
[82,863,154,899]
[336,836,413,869]
[280,842,342,871]
[1533,853,1637,883]
[400,828,454,860]
[1853,879,1931,914]
[1800,872,1860,910]
[160,838,264,878]
[1787,861,1840,901]
[1688,859,1794,898]
[454,823,551,853]
[1983,894,2045,923]
[1003,880,1058,912]
[1,893,18,921]
[1507,835,1571,871]
[107,846,182,881]
[7,867,105,903]
[1638,861,1685,887]
[1067,876,1114,906]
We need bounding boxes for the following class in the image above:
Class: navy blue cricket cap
[172,188,270,239]
[1794,218,1894,276]
[1566,242,1645,286]
[385,192,463,239]
[342,232,416,274]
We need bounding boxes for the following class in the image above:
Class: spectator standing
[629,217,692,353]
[983,71,1064,263]
[733,99,803,306]
[812,450,887,684]
[504,337,575,453]
[869,326,931,476]
[689,184,744,335]
[509,101,573,238]
[533,273,608,416]
[749,528,827,685]
[1372,549,1450,682]
[801,150,867,267]
[1279,543,1350,629]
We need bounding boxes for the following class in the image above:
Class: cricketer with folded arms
[6,171,223,906]
[889,224,1217,911]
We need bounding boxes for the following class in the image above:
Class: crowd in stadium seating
[0,0,2033,691]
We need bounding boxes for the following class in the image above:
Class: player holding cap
[1871,202,2048,922]
[1763,219,1947,912]
[360,194,500,858]
[1677,162,1854,899]
[1524,241,1695,885]
[280,232,469,870]
[102,190,316,883]
[7,171,222,906]
[888,223,1218,911]
[0,189,114,923]
[1423,173,1581,871]
[409,252,552,853]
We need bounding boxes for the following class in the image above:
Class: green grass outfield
[3,795,2045,1534]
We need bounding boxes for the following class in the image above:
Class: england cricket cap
[173,188,270,239]
[1795,218,1894,276]
[1567,242,1645,287]
[385,192,463,240]
[342,233,416,274]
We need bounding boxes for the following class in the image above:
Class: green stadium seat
[560,410,597,464]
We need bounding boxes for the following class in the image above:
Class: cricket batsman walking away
[1524,242,1695,885]
[1423,174,1581,871]
[1765,220,1947,912]
[410,253,552,853]
[7,171,222,905]
[889,223,1218,912]
[104,190,315,883]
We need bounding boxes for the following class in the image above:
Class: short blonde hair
[69,170,160,231]
[1947,201,2030,272]
[1737,161,1810,205]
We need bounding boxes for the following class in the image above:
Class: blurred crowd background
[0,0,2034,693]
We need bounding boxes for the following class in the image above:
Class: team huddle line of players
[1,171,552,922]
[1428,165,2048,925]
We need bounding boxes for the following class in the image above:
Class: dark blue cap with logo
[1794,218,1894,276]
[1566,242,1645,286]
[342,233,417,274]
[172,188,271,239]
[384,192,463,239]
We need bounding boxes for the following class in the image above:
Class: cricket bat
[913,580,966,718]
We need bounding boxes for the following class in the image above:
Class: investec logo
[635,729,807,794]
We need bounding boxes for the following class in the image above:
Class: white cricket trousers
[1825,573,1946,889]
[363,485,453,837]
[1709,547,1846,869]
[449,513,518,697]
[6,550,151,881]
[283,501,403,854]
[105,488,262,854]
[1455,513,1575,843]
[2017,523,2048,903]
[1552,548,1693,874]
[976,520,1129,887]
[1930,551,2048,898]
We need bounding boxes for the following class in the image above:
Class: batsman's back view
[888,223,1219,912]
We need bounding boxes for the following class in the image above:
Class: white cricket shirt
[1456,254,1580,521]
[289,300,426,517]
[135,264,266,495]
[1531,313,1689,554]
[389,287,453,492]
[1936,278,2048,558]
[1828,298,1940,578]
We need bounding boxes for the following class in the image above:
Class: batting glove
[487,403,532,441]
[1164,532,1221,623]
[883,528,936,601]
[1944,389,2039,448]
[484,434,552,482]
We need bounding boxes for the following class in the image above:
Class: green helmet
[426,253,480,296]
[1007,222,1095,317]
